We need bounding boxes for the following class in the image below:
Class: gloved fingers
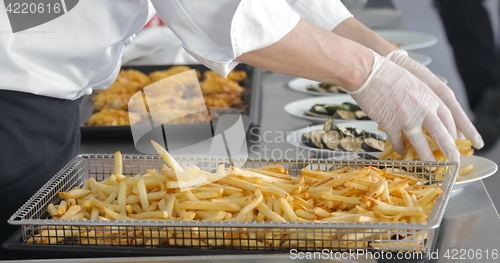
[423,113,460,162]
[404,127,436,162]
[388,50,444,90]
[457,131,465,140]
[457,116,484,150]
[436,105,457,140]
[385,49,409,64]
[441,96,484,150]
[385,129,406,156]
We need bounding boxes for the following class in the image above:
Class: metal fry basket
[9,154,458,256]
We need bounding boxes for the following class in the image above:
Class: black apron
[0,90,80,259]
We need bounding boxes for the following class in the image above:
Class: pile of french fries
[27,141,444,252]
[378,130,475,181]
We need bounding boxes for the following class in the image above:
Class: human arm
[237,20,459,161]
[333,17,399,56]
[317,5,483,150]
[151,0,469,160]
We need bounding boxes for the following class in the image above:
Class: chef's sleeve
[285,0,352,31]
[150,0,300,76]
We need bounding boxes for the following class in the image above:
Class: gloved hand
[349,50,460,162]
[386,49,484,150]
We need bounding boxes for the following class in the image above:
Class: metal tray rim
[9,154,458,232]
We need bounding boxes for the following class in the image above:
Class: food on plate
[27,141,441,252]
[85,109,142,126]
[86,66,247,126]
[306,82,347,94]
[305,102,370,120]
[378,128,475,181]
[301,119,385,152]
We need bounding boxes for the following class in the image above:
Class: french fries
[31,141,443,253]
[378,129,475,181]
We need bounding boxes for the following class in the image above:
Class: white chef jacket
[0,0,351,100]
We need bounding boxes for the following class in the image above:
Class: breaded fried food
[91,82,141,111]
[200,74,245,95]
[85,109,142,126]
[116,69,151,87]
[149,66,200,83]
[204,70,247,83]
[203,93,242,108]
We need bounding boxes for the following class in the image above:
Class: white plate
[287,78,343,96]
[454,156,498,191]
[354,8,401,28]
[408,51,432,66]
[376,30,438,50]
[286,121,386,157]
[284,95,368,123]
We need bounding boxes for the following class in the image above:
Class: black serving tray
[79,64,262,138]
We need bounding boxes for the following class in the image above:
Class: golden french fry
[278,198,297,222]
[151,140,184,173]
[59,189,91,199]
[60,205,82,220]
[179,201,241,212]
[46,203,58,217]
[459,164,474,176]
[102,206,133,220]
[255,202,285,222]
[233,194,263,221]
[118,182,127,215]
[137,178,149,211]
[114,151,123,175]
[252,165,288,174]
[129,211,168,220]
[321,193,362,205]
[147,169,167,182]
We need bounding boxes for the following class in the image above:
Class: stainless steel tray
[8,155,458,256]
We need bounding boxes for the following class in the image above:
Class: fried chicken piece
[149,66,200,83]
[116,69,151,87]
[200,74,245,95]
[203,70,247,83]
[91,81,141,111]
[85,109,141,126]
[203,93,242,108]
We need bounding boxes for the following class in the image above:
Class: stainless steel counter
[76,72,500,263]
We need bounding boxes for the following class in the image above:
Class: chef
[0,0,482,258]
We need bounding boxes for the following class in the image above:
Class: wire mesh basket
[9,154,458,256]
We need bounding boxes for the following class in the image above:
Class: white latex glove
[386,49,484,150]
[349,50,460,162]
